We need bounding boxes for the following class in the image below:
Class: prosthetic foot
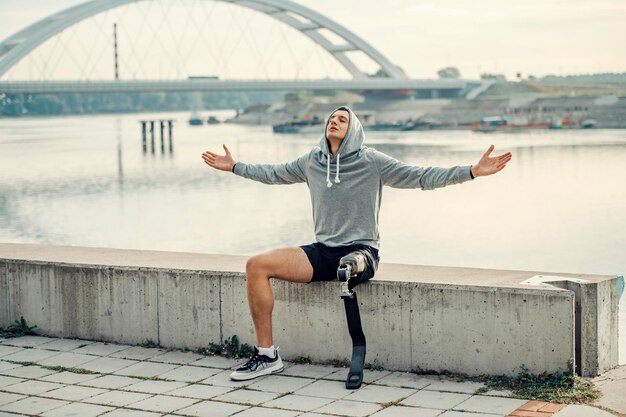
[337,252,367,389]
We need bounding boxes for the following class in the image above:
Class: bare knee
[246,254,271,280]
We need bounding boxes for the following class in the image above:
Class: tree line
[0,91,285,117]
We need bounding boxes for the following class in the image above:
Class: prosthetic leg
[337,252,367,389]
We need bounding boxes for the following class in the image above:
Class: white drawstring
[326,154,332,187]
[326,152,341,187]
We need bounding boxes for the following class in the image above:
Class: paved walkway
[0,336,618,417]
[593,366,626,417]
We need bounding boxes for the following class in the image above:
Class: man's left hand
[471,145,512,178]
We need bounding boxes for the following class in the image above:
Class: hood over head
[319,106,366,188]
[319,106,365,157]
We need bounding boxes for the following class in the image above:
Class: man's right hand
[202,144,236,172]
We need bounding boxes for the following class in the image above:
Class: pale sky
[1,0,625,81]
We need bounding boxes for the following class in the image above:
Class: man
[202,106,512,381]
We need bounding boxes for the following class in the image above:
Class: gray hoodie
[233,106,473,249]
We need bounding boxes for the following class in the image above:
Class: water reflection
[116,117,124,189]
[0,112,624,277]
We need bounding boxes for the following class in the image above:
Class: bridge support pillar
[159,120,165,154]
[140,121,147,153]
[168,120,173,154]
[149,121,155,154]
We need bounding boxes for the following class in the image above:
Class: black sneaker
[229,346,284,381]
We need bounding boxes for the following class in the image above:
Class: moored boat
[188,113,203,126]
[272,118,324,134]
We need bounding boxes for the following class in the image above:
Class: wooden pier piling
[140,119,174,155]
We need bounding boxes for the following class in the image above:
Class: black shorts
[300,242,380,286]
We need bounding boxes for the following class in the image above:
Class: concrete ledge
[0,243,620,377]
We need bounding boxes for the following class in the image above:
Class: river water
[1,110,624,363]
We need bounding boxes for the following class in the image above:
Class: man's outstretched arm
[375,144,512,190]
[202,144,308,185]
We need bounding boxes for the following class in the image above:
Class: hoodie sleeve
[371,149,473,190]
[232,152,309,185]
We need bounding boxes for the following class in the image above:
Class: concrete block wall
[0,243,620,377]
[549,278,621,376]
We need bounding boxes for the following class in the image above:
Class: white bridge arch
[0,0,407,80]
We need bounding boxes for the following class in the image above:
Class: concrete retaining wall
[0,243,620,377]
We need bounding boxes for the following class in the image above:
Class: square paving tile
[191,356,240,370]
[43,385,107,401]
[325,369,392,385]
[37,339,94,352]
[521,401,567,414]
[0,376,24,389]
[129,394,200,413]
[479,390,514,398]
[247,375,315,394]
[314,399,382,417]
[213,388,280,405]
[423,380,486,394]
[400,390,472,410]
[80,357,139,374]
[369,406,443,417]
[158,365,221,382]
[200,370,252,388]
[235,407,300,417]
[114,361,179,378]
[40,401,114,417]
[40,371,99,385]
[297,414,334,417]
[150,351,204,365]
[38,352,99,368]
[0,392,26,406]
[72,342,132,357]
[293,379,352,400]
[280,364,337,379]
[1,336,56,347]
[175,400,249,417]
[374,372,437,390]
[124,379,188,394]
[110,346,166,361]
[167,384,232,400]
[551,404,617,417]
[323,369,362,381]
[0,346,20,358]
[0,412,28,417]
[3,380,64,395]
[263,393,334,412]
[0,396,69,414]
[363,370,394,384]
[1,348,59,363]
[453,395,527,415]
[438,412,495,417]
[344,384,417,404]
[83,390,153,407]
[600,366,626,381]
[99,409,162,417]
[79,375,139,389]
[0,364,58,379]
[0,362,20,373]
